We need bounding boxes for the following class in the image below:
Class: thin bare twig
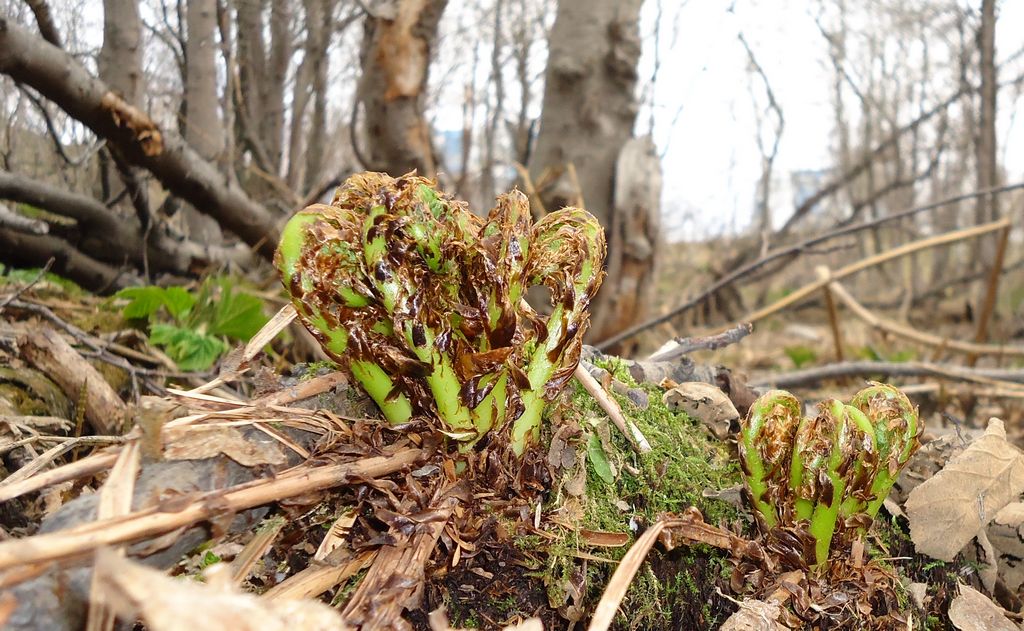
[754,361,1024,390]
[646,322,753,362]
[0,256,53,311]
[597,181,1024,350]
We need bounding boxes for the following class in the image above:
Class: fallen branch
[754,361,1024,390]
[0,227,138,291]
[20,327,127,434]
[740,218,1011,325]
[0,446,423,571]
[821,272,1024,357]
[597,183,1024,350]
[0,17,279,258]
[646,322,753,362]
[0,169,253,274]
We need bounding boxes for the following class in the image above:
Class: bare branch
[0,227,138,292]
[0,17,280,258]
[22,0,61,48]
[596,180,1024,350]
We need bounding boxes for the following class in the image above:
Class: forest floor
[1,259,1023,631]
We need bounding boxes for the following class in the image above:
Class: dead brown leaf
[989,503,1024,592]
[163,426,286,466]
[948,584,1019,631]
[905,418,1024,561]
[719,599,792,631]
[662,382,738,439]
[92,548,353,631]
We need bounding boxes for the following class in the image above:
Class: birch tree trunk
[358,0,448,177]
[972,0,999,276]
[183,0,226,243]
[528,0,658,350]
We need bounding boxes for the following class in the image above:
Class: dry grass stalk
[341,496,459,627]
[230,515,287,586]
[742,217,1011,324]
[823,275,1024,358]
[0,447,423,572]
[0,450,120,503]
[262,550,376,601]
[86,440,141,631]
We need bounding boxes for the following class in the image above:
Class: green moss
[297,360,339,379]
[568,357,740,527]
[538,356,741,629]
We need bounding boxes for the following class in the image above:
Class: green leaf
[116,286,168,320]
[161,286,196,320]
[587,432,615,484]
[150,323,228,371]
[209,288,268,341]
[198,550,221,569]
[784,345,818,369]
[115,286,196,321]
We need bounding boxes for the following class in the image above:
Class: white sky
[60,0,1024,240]
[631,0,1024,238]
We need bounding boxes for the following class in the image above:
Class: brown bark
[0,227,137,292]
[528,0,649,346]
[0,169,253,272]
[0,16,280,258]
[20,328,127,435]
[23,0,61,48]
[358,0,448,176]
[183,0,226,244]
[599,137,661,355]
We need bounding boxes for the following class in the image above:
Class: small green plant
[739,383,921,568]
[115,278,269,371]
[276,172,605,454]
[783,345,818,368]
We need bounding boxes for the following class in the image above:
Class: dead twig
[597,182,1024,350]
[754,361,1024,390]
[0,257,53,311]
[646,322,753,362]
[816,268,845,362]
[574,363,651,454]
[823,274,1024,358]
[968,224,1011,367]
[0,447,423,572]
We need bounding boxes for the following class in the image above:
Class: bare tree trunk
[287,0,334,193]
[528,0,655,348]
[97,0,154,261]
[216,0,241,188]
[479,0,504,203]
[973,0,999,276]
[183,0,226,244]
[358,0,448,176]
[262,0,291,174]
[98,0,142,105]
